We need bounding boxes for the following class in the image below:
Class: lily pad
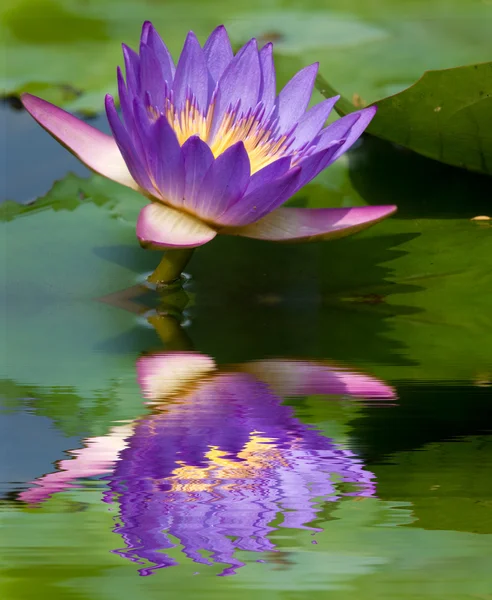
[318,62,492,174]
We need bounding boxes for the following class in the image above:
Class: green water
[2,0,492,597]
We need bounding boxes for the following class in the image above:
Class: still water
[1,102,492,599]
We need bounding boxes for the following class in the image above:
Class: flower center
[162,98,294,174]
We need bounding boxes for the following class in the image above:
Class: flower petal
[275,63,318,134]
[122,43,140,96]
[105,94,155,193]
[291,96,340,151]
[149,115,185,206]
[137,352,217,401]
[218,167,301,227]
[195,141,251,221]
[21,93,141,192]
[223,205,397,242]
[182,135,215,213]
[246,156,292,194]
[316,106,377,159]
[241,360,396,399]
[173,31,209,112]
[137,202,217,249]
[203,25,233,83]
[258,42,276,114]
[141,21,175,83]
[294,139,345,190]
[210,39,261,139]
[117,66,136,131]
[139,41,166,109]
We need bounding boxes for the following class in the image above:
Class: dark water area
[1,98,491,599]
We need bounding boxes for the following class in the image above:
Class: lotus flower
[20,352,395,576]
[21,22,396,259]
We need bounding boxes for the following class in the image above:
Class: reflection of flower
[21,353,395,576]
[21,23,395,251]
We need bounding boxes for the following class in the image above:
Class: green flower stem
[147,248,194,285]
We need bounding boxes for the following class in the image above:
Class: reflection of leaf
[2,491,491,599]
[374,435,492,535]
[318,63,492,174]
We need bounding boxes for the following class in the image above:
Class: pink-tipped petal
[21,93,140,191]
[241,360,396,399]
[223,205,397,242]
[137,202,217,249]
[137,352,217,401]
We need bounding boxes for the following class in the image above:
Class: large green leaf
[318,62,492,174]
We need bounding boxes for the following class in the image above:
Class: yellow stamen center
[161,98,293,174]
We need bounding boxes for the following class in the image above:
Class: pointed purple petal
[223,205,397,242]
[105,94,155,193]
[275,63,319,134]
[181,135,215,213]
[150,115,185,206]
[142,21,175,83]
[211,39,261,139]
[137,203,217,249]
[194,141,251,221]
[141,21,152,43]
[218,167,301,227]
[259,43,276,114]
[117,66,136,131]
[139,42,166,110]
[20,93,140,191]
[291,96,340,151]
[293,140,346,191]
[173,31,209,112]
[316,106,377,159]
[122,43,140,95]
[246,156,292,194]
[203,25,233,83]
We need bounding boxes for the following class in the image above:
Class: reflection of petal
[20,351,392,576]
[240,359,396,399]
[136,352,216,400]
[19,425,133,505]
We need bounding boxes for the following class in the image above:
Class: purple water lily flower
[20,353,395,576]
[21,22,396,254]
